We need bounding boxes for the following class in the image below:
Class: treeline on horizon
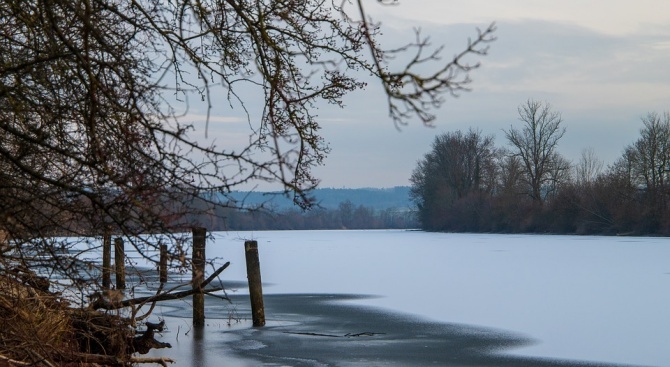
[223,186,412,211]
[186,199,417,231]
[411,100,670,236]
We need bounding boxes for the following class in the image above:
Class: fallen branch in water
[131,320,171,355]
[129,357,176,367]
[56,353,175,366]
[91,262,230,310]
[282,331,386,338]
[130,357,175,367]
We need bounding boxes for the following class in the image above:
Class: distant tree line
[223,187,413,212]
[180,198,417,231]
[411,99,670,235]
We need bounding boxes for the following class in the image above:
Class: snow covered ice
[201,230,670,366]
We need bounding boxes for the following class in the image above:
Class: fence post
[245,240,265,327]
[192,227,207,327]
[114,237,125,290]
[159,244,168,284]
[102,230,111,289]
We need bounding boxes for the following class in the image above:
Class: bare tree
[575,147,604,185]
[0,0,495,259]
[625,112,670,225]
[0,0,495,364]
[0,0,495,237]
[629,112,670,194]
[544,152,572,201]
[495,151,525,197]
[504,100,566,204]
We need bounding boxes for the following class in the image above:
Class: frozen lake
[175,229,669,366]
[134,229,670,366]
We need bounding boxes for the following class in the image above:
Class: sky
[189,1,670,190]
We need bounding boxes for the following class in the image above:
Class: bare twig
[0,354,30,367]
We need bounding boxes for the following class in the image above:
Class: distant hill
[225,186,413,211]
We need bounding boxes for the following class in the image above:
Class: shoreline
[147,293,647,367]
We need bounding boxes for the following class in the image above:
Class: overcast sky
[192,1,670,190]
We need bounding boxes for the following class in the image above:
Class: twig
[0,354,30,366]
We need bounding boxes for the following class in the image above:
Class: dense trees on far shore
[411,101,670,235]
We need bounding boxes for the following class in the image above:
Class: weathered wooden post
[159,244,168,284]
[114,237,125,290]
[102,230,111,289]
[245,240,265,327]
[192,227,206,327]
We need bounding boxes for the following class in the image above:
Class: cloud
[168,10,670,190]
[308,17,670,188]
[370,0,670,36]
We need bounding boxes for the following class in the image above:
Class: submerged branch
[92,261,231,310]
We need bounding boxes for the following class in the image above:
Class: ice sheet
[202,230,670,366]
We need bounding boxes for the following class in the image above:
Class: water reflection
[192,326,205,366]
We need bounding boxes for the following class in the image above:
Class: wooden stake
[192,227,206,327]
[102,231,111,289]
[245,240,265,327]
[159,244,168,284]
[114,237,125,290]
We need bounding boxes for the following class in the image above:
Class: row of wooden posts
[101,227,265,327]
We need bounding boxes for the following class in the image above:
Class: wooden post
[192,227,206,327]
[159,244,168,284]
[245,240,265,327]
[114,237,125,290]
[102,231,111,289]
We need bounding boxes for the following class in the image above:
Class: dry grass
[0,275,75,363]
[0,275,134,367]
